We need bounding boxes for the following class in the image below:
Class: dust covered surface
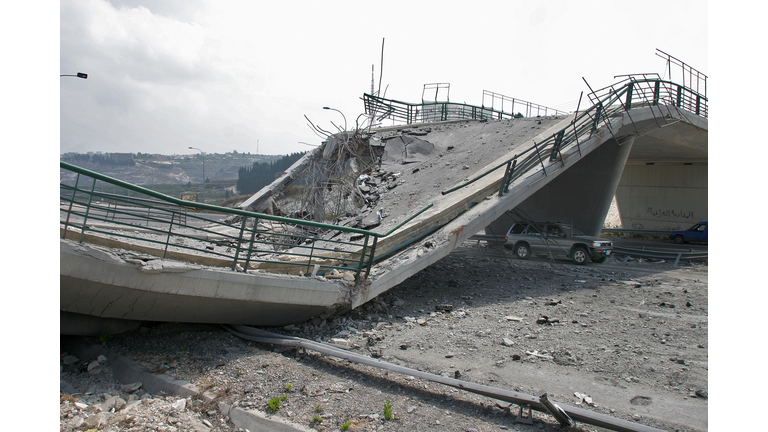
[60,242,707,432]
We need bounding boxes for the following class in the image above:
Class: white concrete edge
[61,240,347,306]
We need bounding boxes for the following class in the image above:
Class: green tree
[236,152,305,195]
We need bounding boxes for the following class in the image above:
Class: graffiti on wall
[646,207,694,219]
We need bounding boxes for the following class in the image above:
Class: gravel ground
[59,240,707,432]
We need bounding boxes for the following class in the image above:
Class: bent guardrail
[60,162,432,281]
[441,77,706,198]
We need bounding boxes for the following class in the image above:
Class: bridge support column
[487,136,635,238]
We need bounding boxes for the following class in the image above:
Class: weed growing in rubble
[341,421,351,430]
[97,333,113,344]
[268,397,281,411]
[383,399,393,420]
[60,394,77,403]
[315,405,323,413]
[312,415,323,424]
[285,382,293,391]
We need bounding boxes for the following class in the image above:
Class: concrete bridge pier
[487,135,635,237]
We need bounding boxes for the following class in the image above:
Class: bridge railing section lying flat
[60,162,430,281]
[442,77,706,198]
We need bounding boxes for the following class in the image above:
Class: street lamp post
[323,106,348,143]
[188,147,205,203]
[60,72,88,79]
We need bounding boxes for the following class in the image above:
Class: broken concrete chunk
[120,382,143,393]
[62,355,80,366]
[329,338,351,348]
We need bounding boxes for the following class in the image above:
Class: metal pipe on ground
[223,325,666,432]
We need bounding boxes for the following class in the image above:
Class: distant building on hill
[111,153,134,164]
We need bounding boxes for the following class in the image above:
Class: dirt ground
[60,240,707,432]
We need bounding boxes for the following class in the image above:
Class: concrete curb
[61,337,315,432]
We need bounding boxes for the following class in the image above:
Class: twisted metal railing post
[533,141,547,176]
[62,173,80,239]
[79,178,98,243]
[364,236,377,279]
[355,235,371,282]
[244,217,259,271]
[231,216,249,271]
[163,212,176,258]
[549,130,564,162]
[305,238,317,276]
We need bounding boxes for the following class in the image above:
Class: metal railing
[363,94,548,125]
[61,162,431,281]
[481,90,569,118]
[441,77,707,198]
[604,75,708,118]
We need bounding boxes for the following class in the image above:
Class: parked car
[504,222,613,265]
[669,221,707,244]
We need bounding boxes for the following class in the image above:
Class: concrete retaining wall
[615,163,708,230]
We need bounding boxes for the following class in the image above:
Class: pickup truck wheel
[591,256,607,263]
[571,247,588,265]
[515,243,531,260]
[673,235,686,244]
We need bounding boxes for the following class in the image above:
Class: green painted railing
[363,92,569,126]
[441,77,707,197]
[60,161,432,281]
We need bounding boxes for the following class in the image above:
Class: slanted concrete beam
[489,135,635,237]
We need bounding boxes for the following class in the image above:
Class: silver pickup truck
[504,222,613,265]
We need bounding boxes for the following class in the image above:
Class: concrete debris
[574,392,596,406]
[525,350,553,360]
[535,316,559,325]
[120,382,143,393]
[62,355,80,366]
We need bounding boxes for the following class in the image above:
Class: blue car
[670,221,707,244]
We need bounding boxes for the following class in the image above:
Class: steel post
[62,173,80,239]
[79,178,98,243]
[231,217,248,271]
[244,218,259,271]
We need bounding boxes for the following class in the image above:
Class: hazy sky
[59,0,708,157]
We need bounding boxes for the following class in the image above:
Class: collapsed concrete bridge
[60,76,707,335]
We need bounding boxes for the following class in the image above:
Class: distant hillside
[60,152,281,186]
